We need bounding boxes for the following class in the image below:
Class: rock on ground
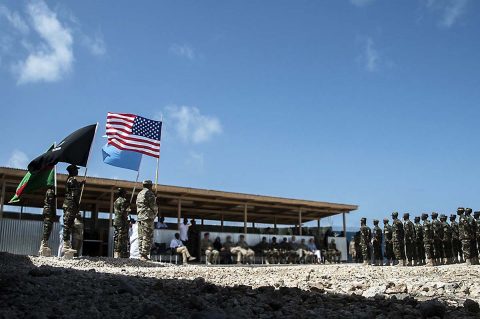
[0,253,479,318]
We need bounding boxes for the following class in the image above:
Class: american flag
[106,112,162,158]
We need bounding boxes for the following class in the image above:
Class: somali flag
[102,144,142,171]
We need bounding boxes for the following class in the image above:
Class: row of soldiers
[359,207,480,266]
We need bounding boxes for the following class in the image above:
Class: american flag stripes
[106,112,162,158]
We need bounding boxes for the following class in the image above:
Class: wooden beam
[244,203,248,234]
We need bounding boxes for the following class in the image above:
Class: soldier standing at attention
[62,165,84,255]
[474,211,480,260]
[403,213,416,266]
[383,219,394,266]
[431,212,443,265]
[465,208,478,265]
[422,213,435,266]
[414,216,425,266]
[458,208,471,265]
[440,214,453,264]
[39,186,56,256]
[372,219,383,266]
[136,180,158,261]
[113,188,130,258]
[360,217,371,266]
[450,214,462,263]
[392,212,405,266]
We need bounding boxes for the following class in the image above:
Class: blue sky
[1,0,479,228]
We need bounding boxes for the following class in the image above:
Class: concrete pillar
[201,219,204,226]
[243,203,248,234]
[177,198,182,230]
[274,216,277,229]
[109,190,114,227]
[342,212,347,237]
[221,214,224,232]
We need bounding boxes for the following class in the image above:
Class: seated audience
[326,238,341,263]
[170,233,196,264]
[267,236,280,264]
[155,216,168,229]
[253,237,270,261]
[299,238,313,263]
[200,232,219,265]
[307,238,322,263]
[231,234,255,264]
[221,236,235,264]
[278,237,292,264]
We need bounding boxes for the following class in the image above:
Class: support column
[243,203,248,234]
[109,190,114,226]
[201,219,204,226]
[298,208,303,236]
[177,198,182,230]
[342,212,347,237]
[317,218,321,229]
[0,175,5,220]
[273,216,277,230]
[221,214,224,232]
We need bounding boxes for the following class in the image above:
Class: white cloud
[165,105,222,143]
[15,0,73,84]
[169,43,195,60]
[363,37,379,72]
[350,0,375,7]
[0,5,29,34]
[81,32,106,56]
[424,0,469,28]
[185,151,205,171]
[6,150,29,169]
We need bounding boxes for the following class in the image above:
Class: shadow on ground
[0,253,478,319]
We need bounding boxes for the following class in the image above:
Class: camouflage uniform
[372,220,383,265]
[403,213,416,266]
[431,212,443,264]
[62,169,81,250]
[136,181,158,259]
[421,213,434,266]
[440,215,453,263]
[466,208,478,263]
[392,212,405,265]
[360,218,371,265]
[42,188,56,244]
[475,212,480,259]
[383,219,394,264]
[458,208,471,264]
[450,214,462,263]
[414,217,425,265]
[113,190,130,258]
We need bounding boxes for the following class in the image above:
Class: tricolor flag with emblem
[9,144,55,203]
[106,112,162,158]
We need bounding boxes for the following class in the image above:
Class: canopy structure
[0,167,358,234]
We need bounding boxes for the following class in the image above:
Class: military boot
[385,260,390,266]
[362,261,369,266]
[426,258,433,266]
[407,260,412,266]
[113,252,119,258]
[465,258,472,265]
[38,240,52,257]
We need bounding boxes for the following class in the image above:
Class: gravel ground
[1,253,480,318]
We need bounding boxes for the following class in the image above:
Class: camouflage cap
[392,211,399,218]
[142,180,153,186]
[450,214,456,219]
[474,211,480,217]
[457,207,465,215]
[466,208,473,214]
[439,214,447,220]
[421,213,429,219]
[431,212,438,218]
[360,217,367,222]
[403,212,410,218]
[373,219,379,224]
[383,218,389,223]
[414,216,420,221]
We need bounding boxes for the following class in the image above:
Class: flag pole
[54,141,58,212]
[130,156,143,204]
[79,123,99,205]
[154,115,163,194]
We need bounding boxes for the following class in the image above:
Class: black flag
[28,124,97,173]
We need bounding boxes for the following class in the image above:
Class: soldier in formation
[62,165,84,255]
[372,219,383,266]
[136,180,158,261]
[39,186,56,256]
[113,188,130,258]
[360,217,371,266]
[383,219,394,265]
[361,207,480,266]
